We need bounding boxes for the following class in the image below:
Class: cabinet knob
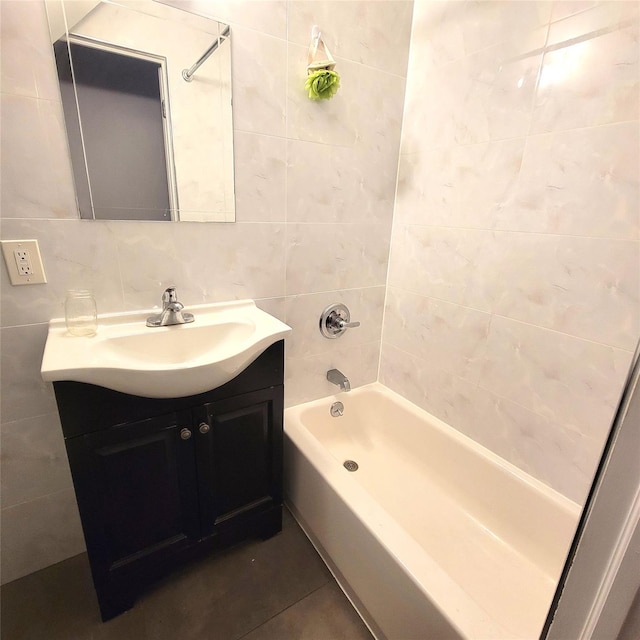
[198,422,210,434]
[180,428,192,440]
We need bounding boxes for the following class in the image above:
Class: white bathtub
[284,383,580,640]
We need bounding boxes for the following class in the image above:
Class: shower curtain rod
[182,24,231,82]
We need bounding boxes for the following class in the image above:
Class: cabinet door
[194,386,283,534]
[66,410,200,577]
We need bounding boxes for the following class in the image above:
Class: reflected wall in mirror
[45,0,235,222]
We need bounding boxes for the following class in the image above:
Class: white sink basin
[41,300,291,398]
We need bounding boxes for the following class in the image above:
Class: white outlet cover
[1,239,47,285]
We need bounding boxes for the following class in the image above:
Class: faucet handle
[162,286,178,304]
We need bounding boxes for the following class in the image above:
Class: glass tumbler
[65,290,97,336]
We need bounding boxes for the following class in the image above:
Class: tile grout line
[381,341,618,441]
[391,221,640,243]
[234,580,332,640]
[384,285,638,354]
[395,118,640,156]
[0,486,77,513]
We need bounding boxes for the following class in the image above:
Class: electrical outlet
[15,250,33,275]
[1,239,47,285]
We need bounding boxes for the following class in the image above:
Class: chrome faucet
[327,368,351,392]
[146,286,195,327]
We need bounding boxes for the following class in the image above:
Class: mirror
[45,0,235,222]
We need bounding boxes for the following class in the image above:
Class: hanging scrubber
[306,25,340,101]
[305,69,340,101]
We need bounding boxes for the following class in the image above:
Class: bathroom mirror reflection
[45,0,235,222]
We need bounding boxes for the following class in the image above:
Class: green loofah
[305,69,340,101]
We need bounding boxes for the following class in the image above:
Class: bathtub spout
[327,369,351,392]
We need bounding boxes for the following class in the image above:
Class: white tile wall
[287,1,413,76]
[286,140,398,224]
[0,0,409,582]
[234,132,287,223]
[1,413,72,509]
[0,490,85,585]
[285,222,391,295]
[381,0,640,505]
[496,122,640,240]
[232,27,288,137]
[0,0,61,100]
[0,324,58,424]
[0,93,77,220]
[532,5,639,133]
[383,287,491,385]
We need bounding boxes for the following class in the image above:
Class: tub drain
[343,460,359,472]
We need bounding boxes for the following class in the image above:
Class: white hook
[311,24,321,42]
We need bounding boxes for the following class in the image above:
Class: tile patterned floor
[1,508,373,640]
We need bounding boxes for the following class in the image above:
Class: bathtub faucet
[327,369,351,392]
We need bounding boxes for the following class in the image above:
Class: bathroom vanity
[41,299,291,620]
[53,341,284,620]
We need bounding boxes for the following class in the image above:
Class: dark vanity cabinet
[53,341,284,621]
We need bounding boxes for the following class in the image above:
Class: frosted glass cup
[65,290,97,336]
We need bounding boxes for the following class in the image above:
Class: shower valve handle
[320,303,360,339]
[336,317,361,329]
